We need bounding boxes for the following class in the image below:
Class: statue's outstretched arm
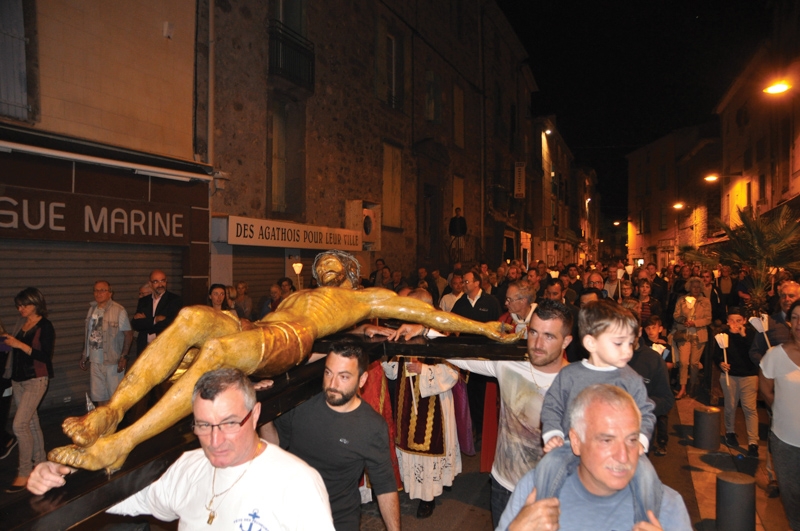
[369,297,519,342]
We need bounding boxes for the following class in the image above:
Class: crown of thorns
[312,250,361,287]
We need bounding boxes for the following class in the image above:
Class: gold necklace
[528,363,551,393]
[205,441,262,525]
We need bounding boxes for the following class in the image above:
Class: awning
[0,124,212,183]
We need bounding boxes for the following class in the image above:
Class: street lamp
[764,81,792,94]
[704,174,719,182]
[672,202,686,264]
[613,221,620,226]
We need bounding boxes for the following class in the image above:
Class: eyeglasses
[150,279,167,284]
[463,279,474,284]
[192,409,253,435]
[587,280,604,287]
[505,297,525,303]
[93,289,109,293]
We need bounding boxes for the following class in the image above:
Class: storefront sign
[0,186,191,245]
[514,162,526,198]
[228,215,361,251]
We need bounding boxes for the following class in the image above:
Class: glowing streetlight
[764,81,792,95]
[545,129,552,135]
[613,221,620,226]
[704,174,718,182]
[673,202,685,210]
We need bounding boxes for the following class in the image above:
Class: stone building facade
[197,0,547,291]
[0,0,596,410]
[626,122,720,269]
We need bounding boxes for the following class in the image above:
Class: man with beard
[262,344,399,531]
[443,300,572,528]
[131,269,182,355]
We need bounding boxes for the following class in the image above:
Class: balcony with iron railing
[268,20,315,96]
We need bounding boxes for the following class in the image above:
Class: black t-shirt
[275,393,396,531]
[451,291,501,323]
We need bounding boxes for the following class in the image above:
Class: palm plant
[686,205,800,314]
[677,245,696,262]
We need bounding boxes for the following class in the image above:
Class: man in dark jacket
[131,270,183,355]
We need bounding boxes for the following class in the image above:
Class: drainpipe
[207,0,215,166]
[479,5,485,247]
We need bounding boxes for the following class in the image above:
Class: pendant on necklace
[207,510,215,525]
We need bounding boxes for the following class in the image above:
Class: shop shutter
[0,240,183,412]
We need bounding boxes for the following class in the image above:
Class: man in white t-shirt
[439,272,464,312]
[28,369,334,530]
[393,299,573,529]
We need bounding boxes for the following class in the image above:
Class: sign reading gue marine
[0,186,190,245]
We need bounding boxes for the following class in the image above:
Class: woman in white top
[760,298,800,530]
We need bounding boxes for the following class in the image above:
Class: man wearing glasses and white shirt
[27,369,334,530]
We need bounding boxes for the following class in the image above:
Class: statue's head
[312,250,361,289]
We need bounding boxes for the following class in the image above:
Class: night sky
[497,0,772,221]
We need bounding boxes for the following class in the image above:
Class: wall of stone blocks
[304,1,418,274]
[201,0,536,275]
[208,0,270,218]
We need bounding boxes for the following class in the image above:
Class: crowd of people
[357,256,798,529]
[4,254,799,530]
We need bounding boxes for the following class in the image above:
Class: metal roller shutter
[232,247,315,318]
[0,240,183,412]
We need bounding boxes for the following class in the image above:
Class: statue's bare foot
[49,434,132,473]
[62,406,122,447]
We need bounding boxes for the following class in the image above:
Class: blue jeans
[491,475,512,530]
[12,377,48,477]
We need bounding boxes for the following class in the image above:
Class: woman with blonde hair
[234,281,253,320]
[225,285,238,315]
[672,276,711,399]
